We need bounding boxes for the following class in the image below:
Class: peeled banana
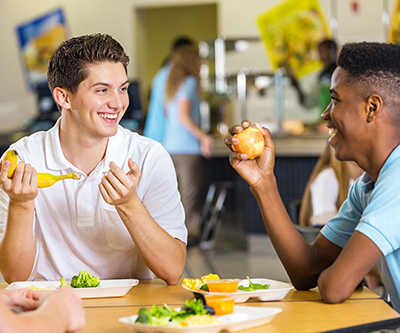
[4,149,81,188]
[37,172,81,188]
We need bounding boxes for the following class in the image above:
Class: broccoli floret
[70,275,80,288]
[70,270,100,288]
[136,308,151,324]
[87,276,100,287]
[59,277,67,287]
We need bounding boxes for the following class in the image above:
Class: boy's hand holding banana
[2,150,81,188]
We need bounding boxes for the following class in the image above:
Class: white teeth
[329,128,337,136]
[99,113,117,120]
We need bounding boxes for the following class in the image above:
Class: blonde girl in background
[162,45,213,242]
[299,142,363,227]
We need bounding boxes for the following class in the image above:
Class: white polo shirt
[0,119,187,281]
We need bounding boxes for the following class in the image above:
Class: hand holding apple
[232,126,265,159]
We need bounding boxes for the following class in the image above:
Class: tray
[119,305,282,333]
[6,279,139,298]
[182,278,293,303]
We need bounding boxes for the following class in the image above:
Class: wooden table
[1,280,399,332]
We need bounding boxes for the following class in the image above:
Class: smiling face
[321,67,369,162]
[63,61,129,142]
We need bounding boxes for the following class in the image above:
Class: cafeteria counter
[211,132,328,157]
[205,133,329,236]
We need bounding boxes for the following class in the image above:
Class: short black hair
[319,39,337,52]
[337,42,400,124]
[171,36,194,52]
[338,42,400,79]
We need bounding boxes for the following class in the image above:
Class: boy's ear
[52,87,71,110]
[365,94,383,123]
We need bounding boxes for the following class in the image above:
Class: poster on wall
[16,8,68,91]
[256,0,331,78]
[388,0,400,44]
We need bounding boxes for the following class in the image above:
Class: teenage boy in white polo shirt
[0,33,187,285]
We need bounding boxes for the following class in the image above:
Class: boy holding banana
[0,33,187,285]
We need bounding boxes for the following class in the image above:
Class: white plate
[119,305,282,333]
[182,278,293,303]
[5,279,139,298]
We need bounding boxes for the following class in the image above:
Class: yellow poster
[388,0,400,43]
[256,0,331,78]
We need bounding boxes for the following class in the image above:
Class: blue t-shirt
[162,76,201,155]
[143,65,170,142]
[322,144,400,312]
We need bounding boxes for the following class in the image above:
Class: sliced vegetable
[238,276,270,292]
[199,284,209,291]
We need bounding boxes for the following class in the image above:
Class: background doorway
[135,3,218,111]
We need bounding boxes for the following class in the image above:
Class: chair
[289,199,322,243]
[184,181,234,277]
[198,181,234,249]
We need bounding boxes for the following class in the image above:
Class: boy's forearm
[0,200,36,282]
[250,176,323,289]
[116,197,186,284]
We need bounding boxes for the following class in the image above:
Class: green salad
[135,299,214,326]
[238,276,270,292]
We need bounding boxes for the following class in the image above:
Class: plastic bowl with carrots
[204,295,235,315]
[206,279,240,293]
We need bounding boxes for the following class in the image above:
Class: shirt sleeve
[355,166,400,256]
[321,178,364,248]
[322,164,400,255]
[138,143,187,244]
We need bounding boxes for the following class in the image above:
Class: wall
[0,0,396,133]
[136,4,217,106]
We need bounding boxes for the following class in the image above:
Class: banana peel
[3,149,81,188]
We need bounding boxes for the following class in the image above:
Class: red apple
[232,127,264,159]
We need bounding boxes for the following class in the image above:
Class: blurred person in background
[143,36,194,142]
[162,44,213,242]
[287,39,338,130]
[299,142,363,227]
[0,287,85,332]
